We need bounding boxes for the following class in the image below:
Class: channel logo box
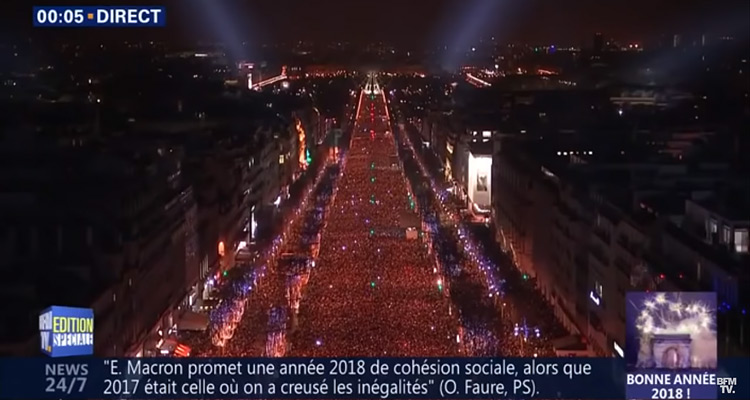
[33,6,166,27]
[39,306,94,357]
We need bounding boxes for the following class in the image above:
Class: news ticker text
[0,357,747,399]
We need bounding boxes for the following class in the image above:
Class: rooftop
[639,193,686,217]
[693,192,750,222]
[468,141,494,156]
[665,222,750,278]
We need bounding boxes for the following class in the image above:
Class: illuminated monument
[627,292,717,369]
[651,334,692,369]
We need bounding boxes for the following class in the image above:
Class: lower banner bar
[0,357,747,399]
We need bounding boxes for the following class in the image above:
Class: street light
[513,318,541,356]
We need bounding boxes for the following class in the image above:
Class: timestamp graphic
[33,6,165,27]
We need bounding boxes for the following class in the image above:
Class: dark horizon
[3,0,748,47]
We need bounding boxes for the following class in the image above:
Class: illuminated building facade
[238,62,255,89]
[467,150,492,214]
[492,141,747,357]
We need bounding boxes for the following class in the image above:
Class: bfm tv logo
[39,306,94,357]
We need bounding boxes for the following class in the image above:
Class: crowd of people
[230,163,341,357]
[288,94,459,357]
[181,149,342,357]
[397,123,507,356]
[183,87,570,363]
[399,117,569,357]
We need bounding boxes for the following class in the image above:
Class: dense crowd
[288,95,459,357]
[399,118,569,357]
[183,89,570,364]
[182,155,341,357]
[397,126,507,356]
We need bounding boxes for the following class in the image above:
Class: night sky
[2,0,749,46]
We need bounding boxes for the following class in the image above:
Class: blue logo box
[39,306,95,357]
[33,6,166,27]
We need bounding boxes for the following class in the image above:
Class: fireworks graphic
[628,292,717,369]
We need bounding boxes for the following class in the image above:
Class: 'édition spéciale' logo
[33,6,165,27]
[39,306,94,357]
